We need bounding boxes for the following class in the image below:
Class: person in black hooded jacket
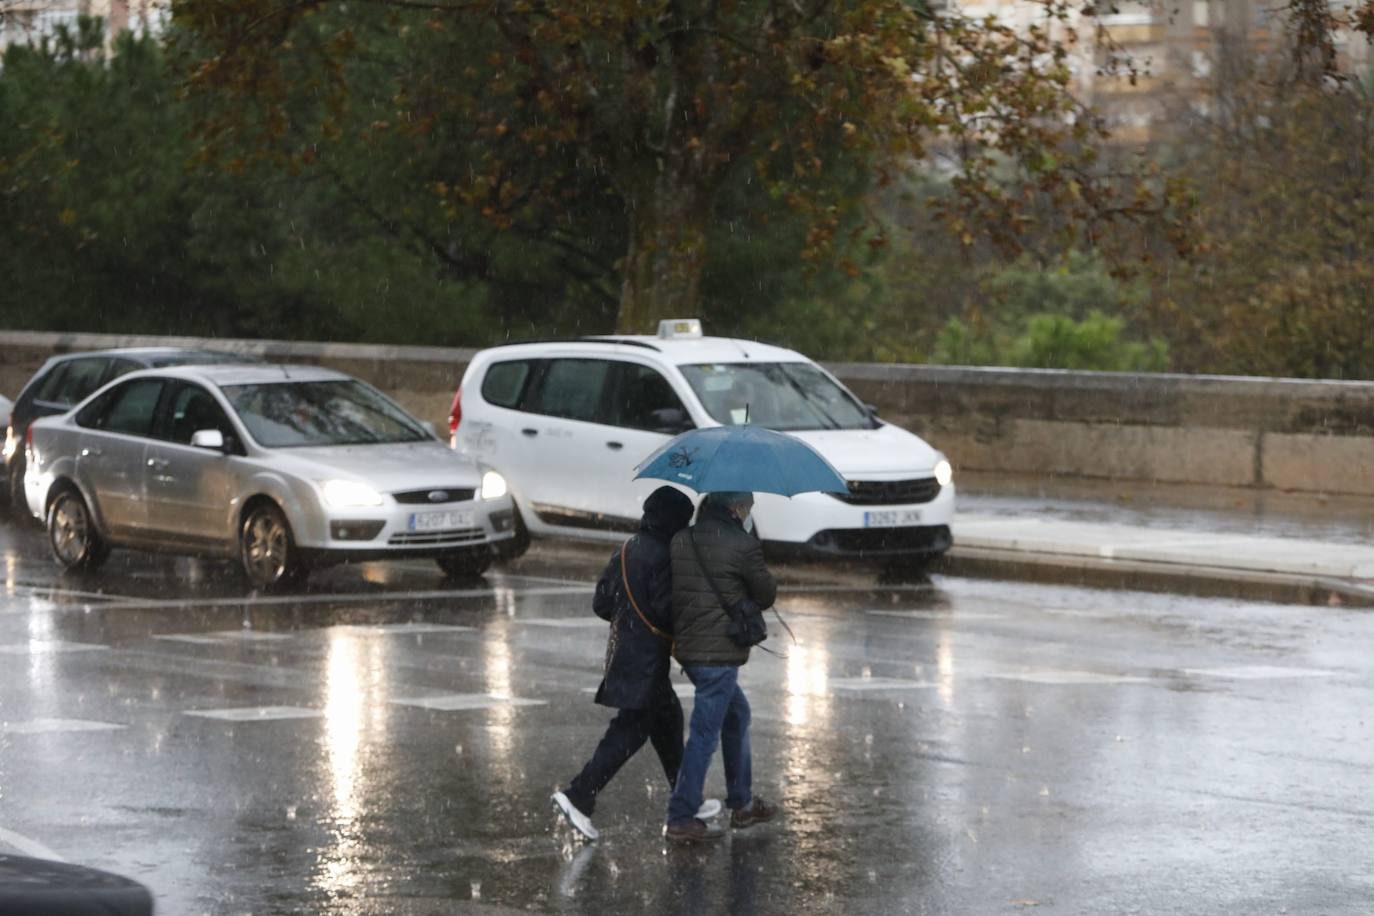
[551,486,719,842]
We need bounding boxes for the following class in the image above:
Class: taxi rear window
[481,360,533,408]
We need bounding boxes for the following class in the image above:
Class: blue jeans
[666,665,752,825]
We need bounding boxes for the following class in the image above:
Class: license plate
[408,510,475,531]
[864,509,922,528]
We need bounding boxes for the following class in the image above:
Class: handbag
[689,530,768,648]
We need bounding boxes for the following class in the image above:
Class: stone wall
[4,330,1372,495]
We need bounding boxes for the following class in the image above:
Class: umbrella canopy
[634,425,848,497]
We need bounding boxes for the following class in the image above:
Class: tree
[172,0,1186,332]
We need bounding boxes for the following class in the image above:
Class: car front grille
[388,526,486,546]
[392,487,477,505]
[829,477,942,506]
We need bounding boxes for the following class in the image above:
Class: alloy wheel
[243,509,289,586]
[50,492,91,566]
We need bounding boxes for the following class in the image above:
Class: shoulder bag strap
[688,529,735,618]
[621,541,672,642]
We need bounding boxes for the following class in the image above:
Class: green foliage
[932,311,1169,372]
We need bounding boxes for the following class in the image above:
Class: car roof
[49,347,255,366]
[147,364,352,386]
[479,335,806,366]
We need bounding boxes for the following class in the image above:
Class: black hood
[640,486,694,540]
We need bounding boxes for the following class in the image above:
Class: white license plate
[408,510,475,531]
[863,509,922,528]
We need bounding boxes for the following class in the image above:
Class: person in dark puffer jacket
[551,486,720,842]
[664,491,780,843]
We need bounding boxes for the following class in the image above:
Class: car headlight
[481,470,508,500]
[321,479,385,508]
[933,457,953,488]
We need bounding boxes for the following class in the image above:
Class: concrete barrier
[3,330,1371,496]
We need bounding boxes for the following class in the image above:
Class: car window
[522,359,613,423]
[222,380,428,448]
[33,363,69,403]
[107,358,144,380]
[610,363,692,432]
[481,360,534,409]
[43,358,111,407]
[679,362,873,431]
[162,384,234,446]
[87,379,165,437]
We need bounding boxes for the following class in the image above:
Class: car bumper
[752,481,956,559]
[293,495,518,558]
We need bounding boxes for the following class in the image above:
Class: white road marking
[829,677,938,691]
[514,618,608,629]
[987,670,1152,685]
[1184,665,1337,680]
[390,693,546,711]
[155,630,294,645]
[336,623,477,636]
[1,718,126,735]
[0,641,109,655]
[0,826,65,862]
[865,610,1007,620]
[185,706,323,722]
[92,584,593,612]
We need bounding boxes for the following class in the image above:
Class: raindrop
[1039,786,1050,797]
[286,805,298,820]
[455,744,463,755]
[471,881,481,900]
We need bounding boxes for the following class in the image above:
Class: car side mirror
[651,407,693,435]
[191,429,225,451]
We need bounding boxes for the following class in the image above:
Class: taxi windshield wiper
[775,365,840,430]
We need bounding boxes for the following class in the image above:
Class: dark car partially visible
[2,347,252,510]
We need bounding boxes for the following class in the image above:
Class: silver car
[23,364,516,588]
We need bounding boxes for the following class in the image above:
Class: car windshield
[222,380,430,447]
[679,362,874,431]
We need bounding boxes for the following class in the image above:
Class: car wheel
[436,548,492,580]
[6,454,25,516]
[493,505,531,564]
[47,487,109,572]
[240,502,305,590]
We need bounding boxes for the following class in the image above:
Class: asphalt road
[0,523,1369,915]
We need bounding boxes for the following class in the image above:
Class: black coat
[670,502,778,667]
[592,488,694,709]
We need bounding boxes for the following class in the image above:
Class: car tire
[239,502,305,591]
[5,455,25,517]
[46,486,110,572]
[493,505,531,564]
[436,548,492,580]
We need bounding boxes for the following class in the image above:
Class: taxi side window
[522,359,612,423]
[610,363,693,433]
[481,360,534,409]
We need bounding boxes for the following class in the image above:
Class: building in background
[0,0,165,53]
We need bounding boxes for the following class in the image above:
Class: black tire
[493,504,531,564]
[239,502,305,590]
[436,548,492,579]
[46,486,110,572]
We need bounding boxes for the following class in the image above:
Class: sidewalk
[943,474,1374,606]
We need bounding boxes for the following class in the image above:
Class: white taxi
[451,321,954,566]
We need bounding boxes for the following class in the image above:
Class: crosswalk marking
[391,693,546,711]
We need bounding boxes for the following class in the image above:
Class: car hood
[265,441,482,491]
[786,423,940,477]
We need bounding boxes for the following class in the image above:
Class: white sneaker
[552,791,599,842]
[696,798,723,821]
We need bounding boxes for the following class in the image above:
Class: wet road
[0,524,1370,915]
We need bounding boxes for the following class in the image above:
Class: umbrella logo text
[667,447,698,469]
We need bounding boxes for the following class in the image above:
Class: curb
[936,545,1374,608]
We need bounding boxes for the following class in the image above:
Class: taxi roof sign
[658,318,703,339]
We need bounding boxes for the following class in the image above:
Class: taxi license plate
[408,510,475,532]
[863,509,922,528]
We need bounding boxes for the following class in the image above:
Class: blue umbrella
[634,425,848,496]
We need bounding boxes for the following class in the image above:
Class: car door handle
[521,428,539,437]
[81,447,102,458]
[606,441,624,450]
[147,458,170,471]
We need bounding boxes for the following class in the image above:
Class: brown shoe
[730,797,778,829]
[664,818,725,843]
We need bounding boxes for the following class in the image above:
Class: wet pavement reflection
[0,523,1370,914]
